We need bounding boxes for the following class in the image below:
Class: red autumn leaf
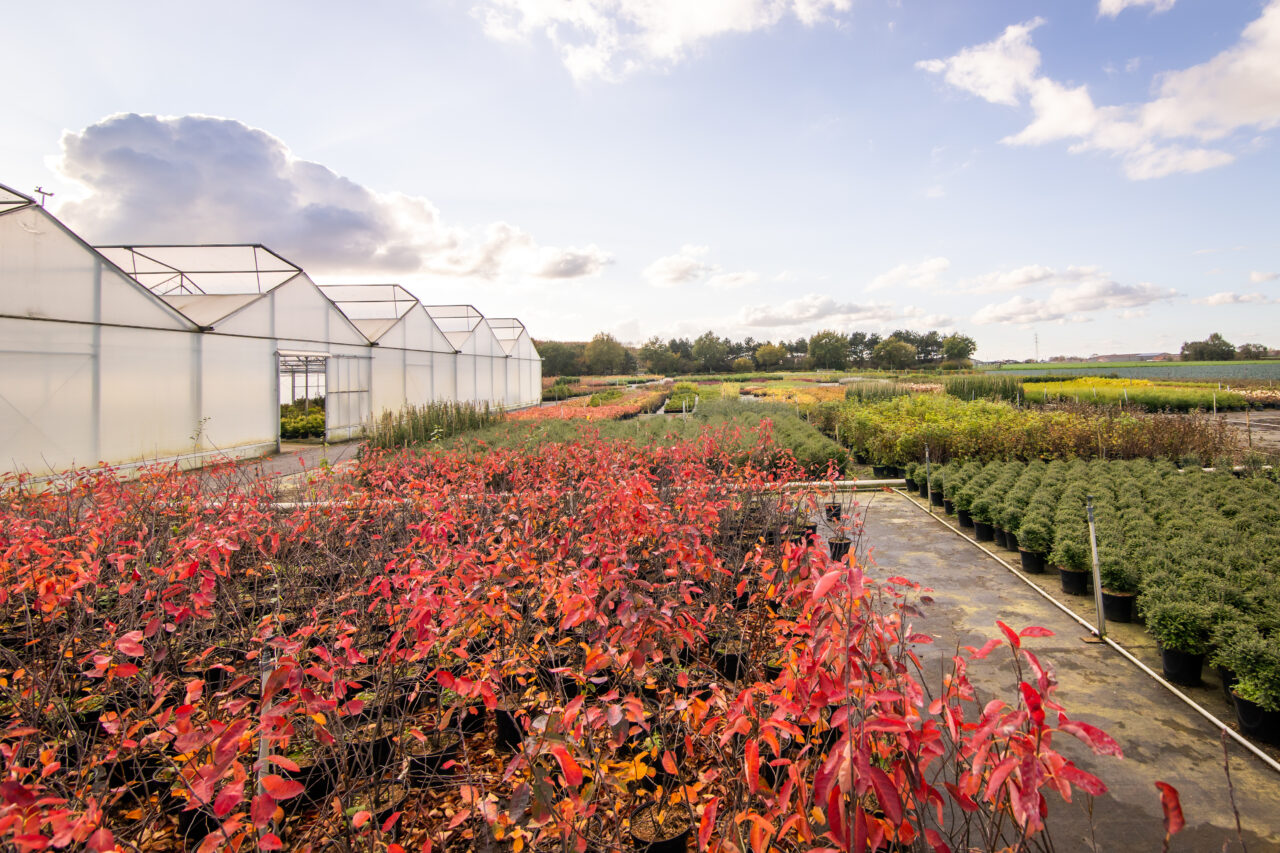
[115,630,145,657]
[1058,763,1108,796]
[745,738,760,794]
[698,797,719,851]
[661,749,678,775]
[381,811,402,832]
[1156,782,1185,838]
[352,810,372,828]
[549,744,583,787]
[213,779,244,817]
[259,833,283,850]
[966,638,1003,660]
[266,754,300,773]
[114,663,139,678]
[260,774,304,801]
[812,568,842,601]
[1019,625,1055,638]
[996,620,1020,650]
[250,792,277,828]
[868,766,903,826]
[1057,714,1124,758]
[86,828,115,852]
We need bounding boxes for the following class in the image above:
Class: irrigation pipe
[894,488,1280,777]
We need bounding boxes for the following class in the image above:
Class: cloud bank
[55,113,611,280]
[918,1,1280,178]
[973,271,1177,324]
[476,0,851,81]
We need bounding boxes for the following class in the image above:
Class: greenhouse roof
[318,284,418,322]
[425,305,484,349]
[487,318,528,355]
[161,293,262,326]
[94,244,301,296]
[0,184,34,212]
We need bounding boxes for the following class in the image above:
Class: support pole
[1086,495,1105,638]
[925,445,932,515]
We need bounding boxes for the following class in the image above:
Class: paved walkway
[841,490,1279,851]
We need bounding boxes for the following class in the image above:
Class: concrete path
[842,490,1279,851]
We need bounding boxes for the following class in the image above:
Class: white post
[1086,496,1106,638]
[925,445,932,515]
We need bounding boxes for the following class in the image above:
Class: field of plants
[832,394,1242,468]
[0,425,1131,852]
[917,458,1280,745]
[986,361,1280,381]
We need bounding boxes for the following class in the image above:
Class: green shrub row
[280,412,325,439]
[935,457,1280,711]
[366,401,499,448]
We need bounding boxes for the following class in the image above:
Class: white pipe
[895,488,1280,777]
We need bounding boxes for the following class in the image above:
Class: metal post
[1086,496,1105,638]
[925,445,932,515]
[1213,393,1217,415]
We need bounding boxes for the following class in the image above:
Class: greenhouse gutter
[896,489,1280,777]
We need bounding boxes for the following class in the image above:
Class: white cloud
[1098,0,1176,19]
[958,264,1059,293]
[707,270,759,289]
[866,256,951,292]
[1249,270,1279,283]
[919,2,1280,179]
[1194,291,1277,305]
[737,293,897,327]
[476,0,851,82]
[643,244,715,287]
[924,184,945,199]
[973,274,1178,324]
[55,113,609,280]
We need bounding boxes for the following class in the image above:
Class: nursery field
[0,421,1193,853]
[985,361,1280,381]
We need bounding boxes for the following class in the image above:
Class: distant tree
[942,333,977,362]
[1237,342,1269,360]
[1180,333,1235,361]
[583,332,629,375]
[807,330,849,370]
[692,331,730,372]
[754,343,786,369]
[873,337,917,370]
[916,330,944,364]
[537,340,585,376]
[638,336,681,375]
[731,356,755,373]
[668,338,693,360]
[848,332,881,367]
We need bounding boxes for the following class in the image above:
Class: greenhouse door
[325,353,371,442]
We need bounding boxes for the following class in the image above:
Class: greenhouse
[0,183,540,478]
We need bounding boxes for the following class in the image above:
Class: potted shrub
[1098,558,1140,623]
[629,800,693,853]
[1016,514,1052,574]
[1218,623,1280,746]
[1144,596,1213,686]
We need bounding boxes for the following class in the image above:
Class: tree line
[1179,332,1272,362]
[534,329,978,376]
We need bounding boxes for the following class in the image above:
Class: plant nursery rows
[0,425,1125,852]
[903,457,1280,746]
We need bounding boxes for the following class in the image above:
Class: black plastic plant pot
[992,528,1008,549]
[629,802,693,853]
[929,490,944,507]
[455,703,485,734]
[956,509,973,528]
[406,731,462,786]
[828,538,852,561]
[972,521,994,542]
[943,499,954,515]
[496,709,523,752]
[711,648,745,681]
[918,481,929,498]
[1218,666,1238,705]
[1004,531,1020,551]
[824,503,842,521]
[1058,567,1090,596]
[903,478,917,492]
[1018,549,1046,574]
[1160,647,1204,687]
[1100,590,1135,623]
[871,465,890,478]
[1233,693,1280,746]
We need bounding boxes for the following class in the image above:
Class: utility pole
[33,187,54,207]
[1034,331,1040,363]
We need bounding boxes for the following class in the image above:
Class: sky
[3,0,1278,361]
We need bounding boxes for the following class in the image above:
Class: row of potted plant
[927,457,1280,746]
